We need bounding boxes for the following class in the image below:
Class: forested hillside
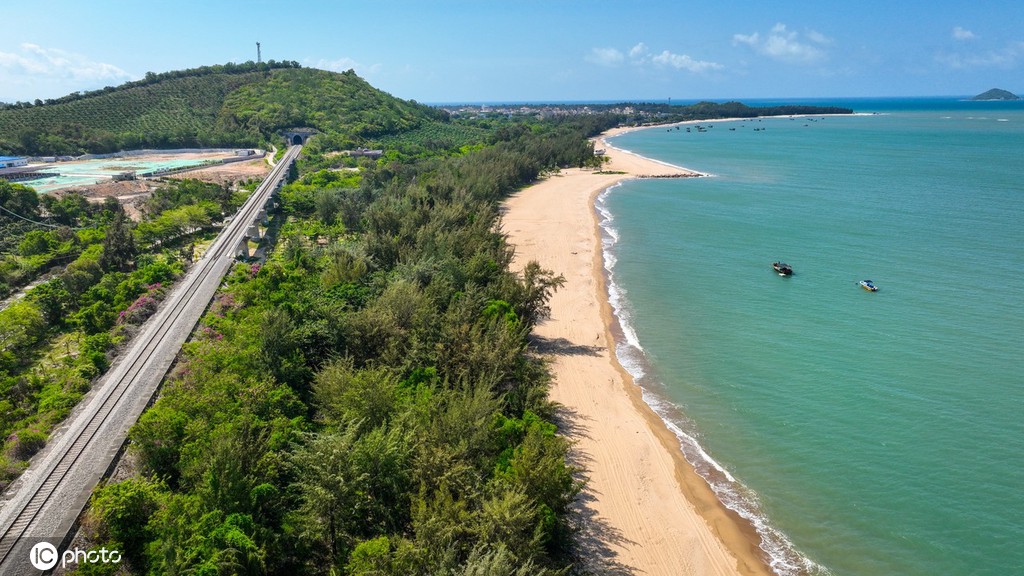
[74,114,611,575]
[0,62,446,156]
[0,177,250,490]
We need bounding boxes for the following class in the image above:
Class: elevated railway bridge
[0,145,302,575]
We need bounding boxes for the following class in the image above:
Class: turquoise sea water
[601,99,1023,576]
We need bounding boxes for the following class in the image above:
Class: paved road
[0,145,301,575]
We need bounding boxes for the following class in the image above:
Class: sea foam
[595,181,830,576]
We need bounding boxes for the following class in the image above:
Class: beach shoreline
[502,129,774,576]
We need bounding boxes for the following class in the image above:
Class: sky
[1,0,1022,104]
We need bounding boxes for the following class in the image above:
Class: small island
[970,88,1021,101]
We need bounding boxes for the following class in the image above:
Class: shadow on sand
[554,405,637,576]
[530,335,605,358]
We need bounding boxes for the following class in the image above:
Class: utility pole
[257,42,262,64]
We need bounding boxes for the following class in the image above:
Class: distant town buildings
[0,156,39,182]
[442,104,640,120]
[0,156,28,169]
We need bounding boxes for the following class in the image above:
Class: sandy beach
[502,131,773,576]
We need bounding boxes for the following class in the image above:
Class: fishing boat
[859,280,878,291]
[772,262,793,276]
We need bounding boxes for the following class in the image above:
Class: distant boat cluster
[665,116,832,133]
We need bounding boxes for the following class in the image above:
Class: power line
[0,203,60,228]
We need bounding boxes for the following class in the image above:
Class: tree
[314,188,342,225]
[29,279,71,326]
[42,193,89,226]
[87,477,166,560]
[17,230,54,257]
[0,181,40,221]
[99,212,137,273]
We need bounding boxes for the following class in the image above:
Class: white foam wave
[614,342,647,380]
[597,185,644,356]
[617,317,645,353]
[595,183,831,576]
[603,251,617,269]
[647,394,832,576]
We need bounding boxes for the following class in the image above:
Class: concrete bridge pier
[246,223,262,241]
[236,238,250,260]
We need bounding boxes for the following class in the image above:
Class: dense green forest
[69,116,609,575]
[1,60,854,574]
[0,64,447,156]
[0,177,248,488]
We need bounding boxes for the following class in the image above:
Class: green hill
[970,88,1021,101]
[0,62,447,156]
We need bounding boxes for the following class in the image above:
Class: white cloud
[952,27,976,41]
[590,42,722,73]
[733,32,760,47]
[733,23,828,64]
[629,42,649,59]
[937,41,1024,69]
[586,47,625,67]
[0,43,130,84]
[806,30,833,45]
[650,50,724,72]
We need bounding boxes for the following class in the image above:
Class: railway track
[0,145,301,574]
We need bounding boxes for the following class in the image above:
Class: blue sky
[1,0,1022,103]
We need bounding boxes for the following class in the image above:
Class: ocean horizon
[428,95,1022,107]
[600,97,1023,575]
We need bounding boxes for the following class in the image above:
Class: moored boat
[859,279,878,291]
[773,261,793,276]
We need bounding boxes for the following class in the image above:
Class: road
[0,145,301,575]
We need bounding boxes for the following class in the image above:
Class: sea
[599,98,1023,576]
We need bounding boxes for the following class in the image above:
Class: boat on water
[773,262,793,276]
[859,280,878,291]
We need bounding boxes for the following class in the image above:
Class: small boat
[773,262,793,276]
[859,280,878,291]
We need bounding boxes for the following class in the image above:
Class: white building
[0,156,28,169]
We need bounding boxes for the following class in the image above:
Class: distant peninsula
[970,88,1021,101]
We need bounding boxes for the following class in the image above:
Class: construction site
[2,149,272,220]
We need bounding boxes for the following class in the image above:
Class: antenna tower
[257,42,262,64]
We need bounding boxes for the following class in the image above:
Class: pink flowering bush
[117,283,166,326]
[210,292,241,318]
[199,325,224,341]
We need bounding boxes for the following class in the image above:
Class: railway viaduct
[0,146,302,574]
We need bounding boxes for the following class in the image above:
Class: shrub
[6,427,47,460]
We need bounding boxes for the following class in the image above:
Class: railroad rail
[0,145,302,574]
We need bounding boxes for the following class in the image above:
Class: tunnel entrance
[282,128,316,147]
